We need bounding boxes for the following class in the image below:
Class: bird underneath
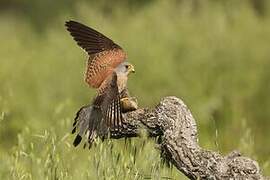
[65,20,138,148]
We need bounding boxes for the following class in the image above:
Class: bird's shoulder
[85,49,126,88]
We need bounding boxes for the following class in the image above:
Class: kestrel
[65,20,137,148]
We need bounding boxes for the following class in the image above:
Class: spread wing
[71,72,124,148]
[93,72,124,133]
[65,20,127,88]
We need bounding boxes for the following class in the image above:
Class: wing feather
[93,72,124,133]
[65,20,127,88]
[66,20,119,53]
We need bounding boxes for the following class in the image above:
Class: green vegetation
[0,0,270,179]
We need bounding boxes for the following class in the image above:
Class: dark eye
[125,65,129,69]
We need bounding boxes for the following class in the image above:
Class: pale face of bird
[115,62,135,76]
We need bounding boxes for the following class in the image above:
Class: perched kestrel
[65,20,137,148]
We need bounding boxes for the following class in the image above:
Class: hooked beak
[131,67,135,73]
[129,65,135,73]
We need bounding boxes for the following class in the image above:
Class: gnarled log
[81,96,266,179]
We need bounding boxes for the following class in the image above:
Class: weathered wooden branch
[110,96,266,180]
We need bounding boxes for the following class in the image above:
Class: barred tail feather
[72,105,102,147]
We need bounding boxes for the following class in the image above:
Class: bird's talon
[120,97,129,102]
[121,97,138,113]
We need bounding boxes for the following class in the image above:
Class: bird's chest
[117,75,128,93]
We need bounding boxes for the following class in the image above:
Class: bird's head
[116,62,135,76]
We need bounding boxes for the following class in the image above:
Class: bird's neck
[116,74,128,93]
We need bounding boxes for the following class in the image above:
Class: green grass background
[0,0,270,179]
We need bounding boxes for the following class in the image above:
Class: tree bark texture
[81,96,267,179]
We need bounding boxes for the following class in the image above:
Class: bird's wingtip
[65,20,77,27]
